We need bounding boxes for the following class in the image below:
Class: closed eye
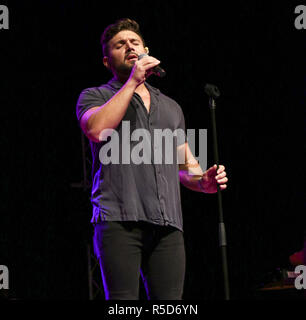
[114,38,141,49]
[131,39,140,45]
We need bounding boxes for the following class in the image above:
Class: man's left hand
[199,164,228,193]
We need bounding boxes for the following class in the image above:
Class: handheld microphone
[138,53,166,78]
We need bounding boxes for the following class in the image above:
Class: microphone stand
[205,84,230,300]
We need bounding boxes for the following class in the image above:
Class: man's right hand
[129,55,161,86]
[80,55,161,142]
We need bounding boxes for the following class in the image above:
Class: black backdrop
[1,0,305,300]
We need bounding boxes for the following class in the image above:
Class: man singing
[76,18,228,300]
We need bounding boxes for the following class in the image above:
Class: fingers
[214,164,228,186]
[210,164,225,172]
[137,56,160,72]
[130,56,160,86]
[215,171,226,180]
[216,176,228,184]
[139,55,160,65]
[207,164,225,177]
[131,56,160,84]
[203,164,228,192]
[216,164,225,174]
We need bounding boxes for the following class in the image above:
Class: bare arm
[80,56,160,142]
[178,143,228,193]
[178,143,204,192]
[80,80,137,142]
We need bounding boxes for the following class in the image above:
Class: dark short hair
[100,18,146,57]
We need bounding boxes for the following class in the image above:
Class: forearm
[86,79,138,141]
[178,143,205,192]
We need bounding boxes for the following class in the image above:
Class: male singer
[76,18,228,300]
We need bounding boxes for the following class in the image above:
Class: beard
[115,60,135,75]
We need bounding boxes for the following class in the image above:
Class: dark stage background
[1,0,305,300]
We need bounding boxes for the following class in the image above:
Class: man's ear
[144,47,149,54]
[103,56,110,69]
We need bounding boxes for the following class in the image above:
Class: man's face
[103,30,146,76]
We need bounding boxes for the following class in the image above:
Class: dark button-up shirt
[76,78,186,231]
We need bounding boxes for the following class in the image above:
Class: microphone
[204,84,220,99]
[138,53,166,78]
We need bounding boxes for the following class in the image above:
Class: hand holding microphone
[128,48,166,86]
[138,51,166,78]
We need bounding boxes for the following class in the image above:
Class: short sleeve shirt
[76,78,186,231]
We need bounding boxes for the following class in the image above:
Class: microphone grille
[138,53,148,60]
[204,84,220,98]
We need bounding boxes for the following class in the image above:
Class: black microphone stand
[205,84,230,300]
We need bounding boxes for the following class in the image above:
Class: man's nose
[125,41,135,51]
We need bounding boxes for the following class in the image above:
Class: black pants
[93,221,186,300]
